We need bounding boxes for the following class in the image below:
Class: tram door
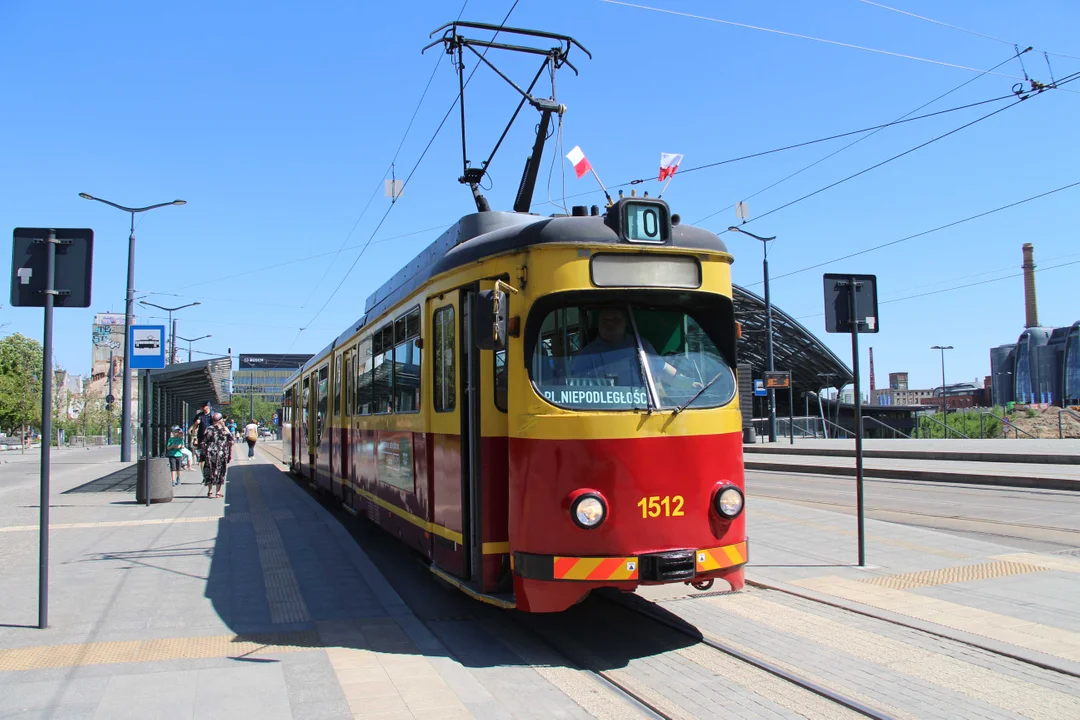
[463,288,511,593]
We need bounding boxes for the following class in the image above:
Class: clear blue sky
[2,0,1078,394]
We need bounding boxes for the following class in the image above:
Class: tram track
[739,578,1080,681]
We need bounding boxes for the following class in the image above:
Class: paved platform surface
[4,443,1080,719]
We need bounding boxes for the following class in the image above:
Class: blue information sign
[129,325,166,369]
[753,379,767,397]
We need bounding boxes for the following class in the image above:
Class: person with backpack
[166,426,185,487]
[188,400,214,464]
[244,418,259,460]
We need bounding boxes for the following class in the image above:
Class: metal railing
[820,417,854,439]
[1061,408,1080,439]
[980,411,1037,439]
[861,415,912,439]
[918,413,971,440]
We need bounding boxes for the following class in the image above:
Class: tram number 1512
[637,495,685,518]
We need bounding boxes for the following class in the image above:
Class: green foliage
[915,407,1023,439]
[0,333,44,435]
[223,394,278,426]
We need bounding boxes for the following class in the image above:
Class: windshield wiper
[672,369,728,415]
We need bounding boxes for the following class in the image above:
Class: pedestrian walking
[188,400,214,465]
[244,418,259,460]
[166,426,185,486]
[202,413,232,498]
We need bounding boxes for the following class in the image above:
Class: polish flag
[566,145,591,179]
[659,152,683,181]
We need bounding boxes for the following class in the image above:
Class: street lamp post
[79,193,186,462]
[176,334,212,363]
[139,301,200,364]
[931,345,953,436]
[729,226,778,442]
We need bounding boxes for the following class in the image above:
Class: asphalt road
[746,469,1080,553]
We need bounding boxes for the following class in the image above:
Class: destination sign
[539,385,650,410]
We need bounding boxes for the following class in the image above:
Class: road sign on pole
[10,227,95,630]
[129,325,166,369]
[823,274,880,568]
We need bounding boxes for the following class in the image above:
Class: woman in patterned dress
[202,413,232,498]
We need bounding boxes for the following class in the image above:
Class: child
[166,426,185,486]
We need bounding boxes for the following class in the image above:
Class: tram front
[503,198,747,612]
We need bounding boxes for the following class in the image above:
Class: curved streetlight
[139,301,200,364]
[79,193,186,462]
[931,345,954,430]
[729,225,778,442]
[176,334,212,363]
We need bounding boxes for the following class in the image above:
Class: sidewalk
[0,447,628,720]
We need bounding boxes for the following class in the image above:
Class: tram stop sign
[10,228,94,308]
[823,274,879,334]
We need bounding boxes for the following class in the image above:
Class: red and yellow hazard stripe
[554,556,639,581]
[695,541,748,572]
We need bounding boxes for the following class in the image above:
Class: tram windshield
[529,301,737,411]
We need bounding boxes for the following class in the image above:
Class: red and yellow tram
[281,197,746,612]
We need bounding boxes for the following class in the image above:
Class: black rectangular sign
[763,371,791,389]
[823,274,879,334]
[10,228,94,308]
[238,353,314,369]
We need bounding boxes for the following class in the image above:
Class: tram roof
[285,206,849,391]
[732,284,852,394]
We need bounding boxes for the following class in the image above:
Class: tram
[279,20,745,612]
[280,197,747,612]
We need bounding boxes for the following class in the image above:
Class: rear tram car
[281,197,747,612]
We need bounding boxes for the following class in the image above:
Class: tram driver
[571,307,687,387]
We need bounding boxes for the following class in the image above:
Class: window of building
[372,325,394,414]
[433,305,455,412]
[394,307,421,413]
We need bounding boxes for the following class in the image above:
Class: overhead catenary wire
[694,51,1027,226]
[287,0,522,351]
[792,257,1080,320]
[601,0,1030,80]
[853,0,1080,62]
[741,178,1080,288]
[296,0,471,310]
[712,67,1080,235]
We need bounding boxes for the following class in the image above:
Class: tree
[223,394,278,426]
[0,333,44,446]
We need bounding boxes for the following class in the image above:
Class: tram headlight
[714,485,744,519]
[571,493,607,529]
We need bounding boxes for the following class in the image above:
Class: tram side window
[334,355,342,418]
[433,305,455,412]
[302,378,310,441]
[372,325,394,414]
[316,366,329,444]
[394,307,421,413]
[494,350,507,412]
[356,337,373,415]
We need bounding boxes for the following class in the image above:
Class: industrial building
[989,244,1080,406]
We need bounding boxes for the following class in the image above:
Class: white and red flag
[566,145,592,179]
[659,152,683,181]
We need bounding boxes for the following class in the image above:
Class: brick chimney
[1022,243,1038,328]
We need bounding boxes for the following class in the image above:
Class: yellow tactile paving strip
[861,560,1049,590]
[711,593,1080,719]
[0,631,321,672]
[794,575,1080,661]
[0,509,295,533]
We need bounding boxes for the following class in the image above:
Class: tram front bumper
[512,540,748,583]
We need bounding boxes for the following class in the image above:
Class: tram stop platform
[2,443,1080,719]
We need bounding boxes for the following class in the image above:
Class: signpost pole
[143,369,151,507]
[789,387,795,445]
[848,276,866,567]
[37,230,58,629]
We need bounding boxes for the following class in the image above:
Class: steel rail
[743,580,1080,681]
[603,594,896,719]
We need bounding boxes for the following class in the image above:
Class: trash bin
[135,457,174,504]
[742,427,756,444]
